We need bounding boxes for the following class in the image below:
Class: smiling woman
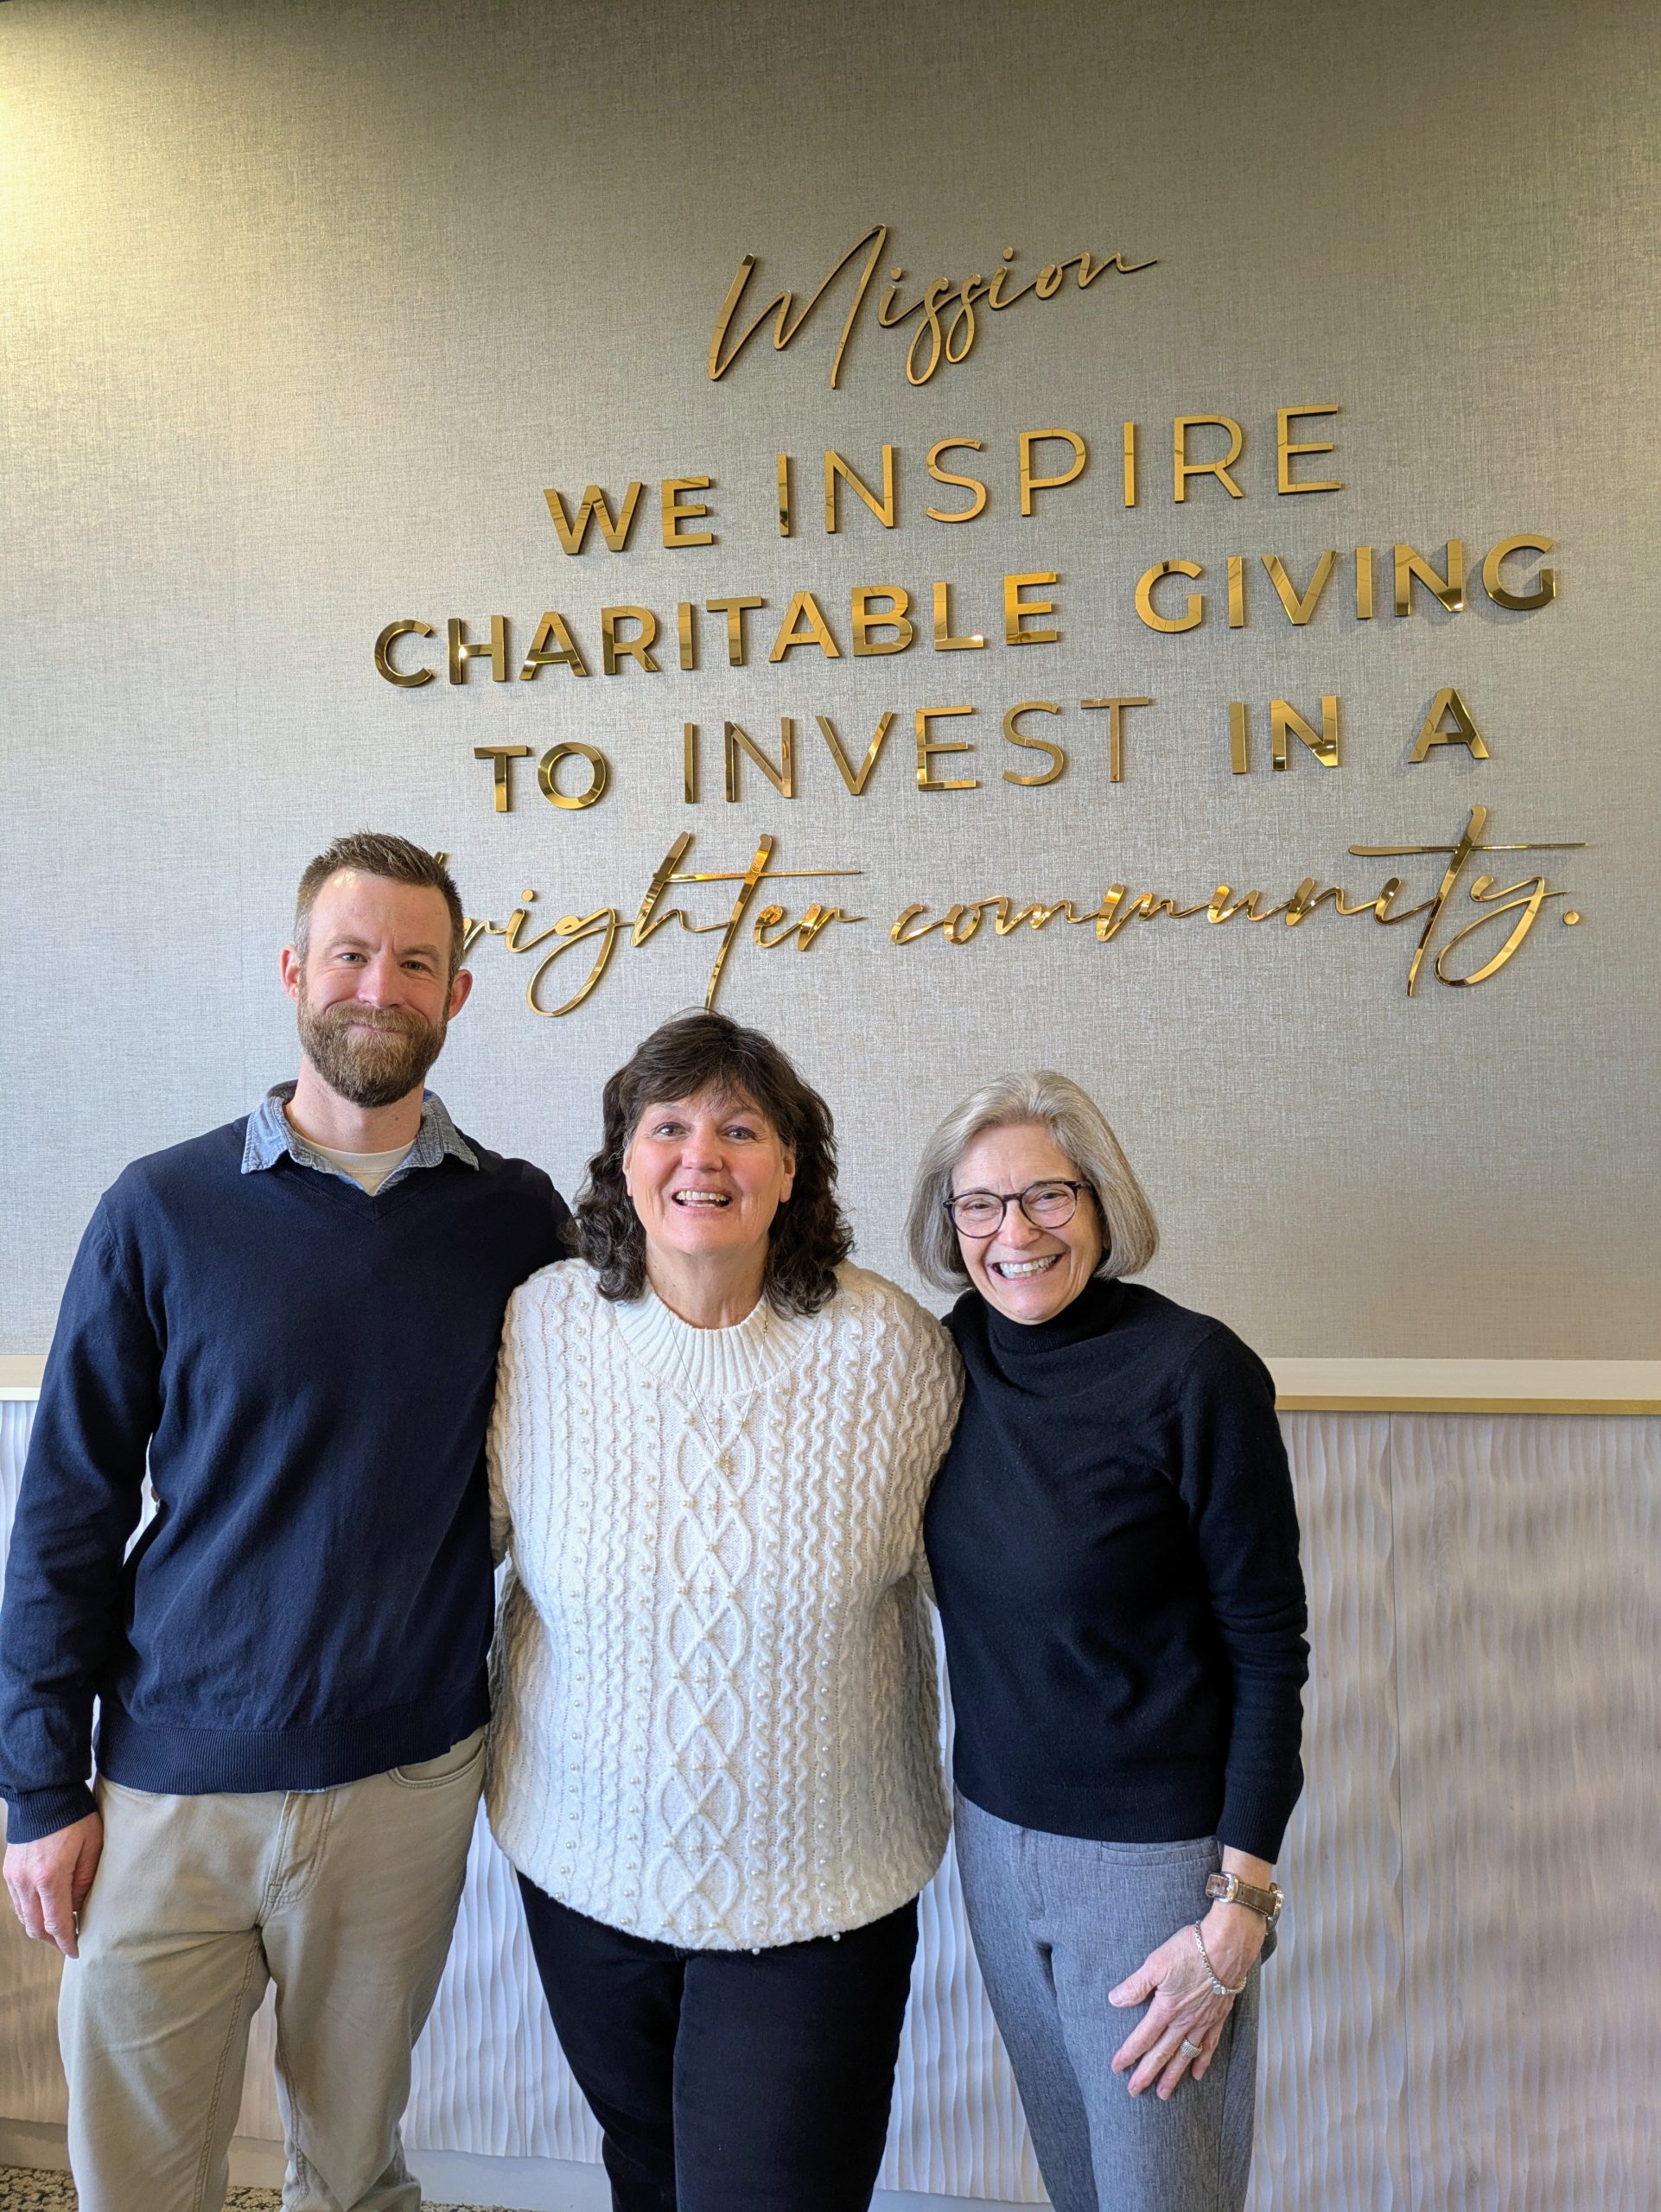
[907,1071,1307,2212]
[481,1013,961,2212]
[571,1010,853,1322]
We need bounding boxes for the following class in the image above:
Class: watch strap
[1206,1871,1283,1924]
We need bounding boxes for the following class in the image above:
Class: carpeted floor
[0,2174,508,2210]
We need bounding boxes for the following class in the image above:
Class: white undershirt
[306,1138,416,1196]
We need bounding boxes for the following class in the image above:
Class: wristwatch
[1206,1872,1283,1926]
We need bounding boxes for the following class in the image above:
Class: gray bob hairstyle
[906,1071,1159,1292]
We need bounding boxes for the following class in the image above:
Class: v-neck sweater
[0,1115,568,1840]
[486,1260,961,1949]
[925,1279,1308,1863]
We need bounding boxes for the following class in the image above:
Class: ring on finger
[1180,2037,1203,2057]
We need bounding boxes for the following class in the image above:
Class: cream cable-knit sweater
[486,1260,961,1950]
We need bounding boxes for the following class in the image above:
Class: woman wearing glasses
[907,1074,1307,2212]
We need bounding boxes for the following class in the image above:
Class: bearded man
[0,832,570,2212]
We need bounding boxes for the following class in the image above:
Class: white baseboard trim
[232,2135,611,2207]
[0,2121,69,2172]
[0,2118,1032,2209]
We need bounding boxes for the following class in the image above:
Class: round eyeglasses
[944,1180,1091,1236]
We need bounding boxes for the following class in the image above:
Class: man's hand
[4,1813,104,1958]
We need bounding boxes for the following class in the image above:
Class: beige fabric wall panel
[1252,1414,1409,2212]
[3,0,1658,1354]
[1387,1414,1661,2212]
[6,1400,1656,2204]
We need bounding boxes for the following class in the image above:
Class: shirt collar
[241,1081,477,1190]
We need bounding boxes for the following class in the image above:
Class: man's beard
[296,992,447,1110]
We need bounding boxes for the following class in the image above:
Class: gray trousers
[953,1794,1260,2212]
[60,1732,485,2212]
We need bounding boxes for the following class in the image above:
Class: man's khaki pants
[59,1732,485,2212]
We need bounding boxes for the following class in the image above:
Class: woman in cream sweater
[487,1011,958,2212]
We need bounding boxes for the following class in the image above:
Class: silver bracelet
[1192,1921,1249,1999]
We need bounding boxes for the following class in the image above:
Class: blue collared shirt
[240,1081,478,1195]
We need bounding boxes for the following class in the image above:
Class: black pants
[518,1877,920,2212]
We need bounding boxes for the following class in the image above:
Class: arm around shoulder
[851,1268,964,1475]
[485,1261,578,1566]
[487,1274,533,1567]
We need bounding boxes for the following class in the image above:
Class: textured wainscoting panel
[1390,1414,1661,2212]
[232,1993,281,2141]
[405,1804,601,2161]
[1249,1414,1409,2212]
[0,1411,23,1560]
[5,1397,1660,2207]
[878,1697,1043,2205]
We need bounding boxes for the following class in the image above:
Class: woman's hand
[1108,1904,1266,2098]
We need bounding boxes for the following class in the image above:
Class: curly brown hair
[573,1011,852,1315]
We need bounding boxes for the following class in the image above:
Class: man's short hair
[294,834,467,978]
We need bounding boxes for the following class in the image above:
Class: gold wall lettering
[458,809,1581,1017]
[367,539,1548,667]
[915,705,978,791]
[465,836,866,1016]
[661,477,715,549]
[773,415,1342,528]
[520,610,589,677]
[600,607,659,674]
[1019,431,1088,516]
[474,744,530,810]
[374,619,435,685]
[447,616,507,682]
[388,392,1581,1023]
[1128,535,1550,634]
[1482,535,1556,609]
[1174,416,1245,502]
[1079,696,1153,784]
[473,743,608,811]
[1271,696,1340,771]
[378,578,1106,683]
[1409,687,1489,762]
[704,594,767,666]
[455,690,1536,811]
[824,448,897,532]
[542,481,646,554]
[706,225,1157,389]
[1002,702,1066,787]
[537,743,610,810]
[925,438,990,523]
[1227,698,1346,774]
[1276,406,1343,494]
[514,426,1551,557]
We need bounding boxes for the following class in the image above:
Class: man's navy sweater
[0,1115,568,1843]
[925,1278,1308,1865]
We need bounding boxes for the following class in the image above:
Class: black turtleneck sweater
[926,1278,1308,1864]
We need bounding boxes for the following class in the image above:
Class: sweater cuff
[1217,1771,1299,1866]
[4,1783,98,1847]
